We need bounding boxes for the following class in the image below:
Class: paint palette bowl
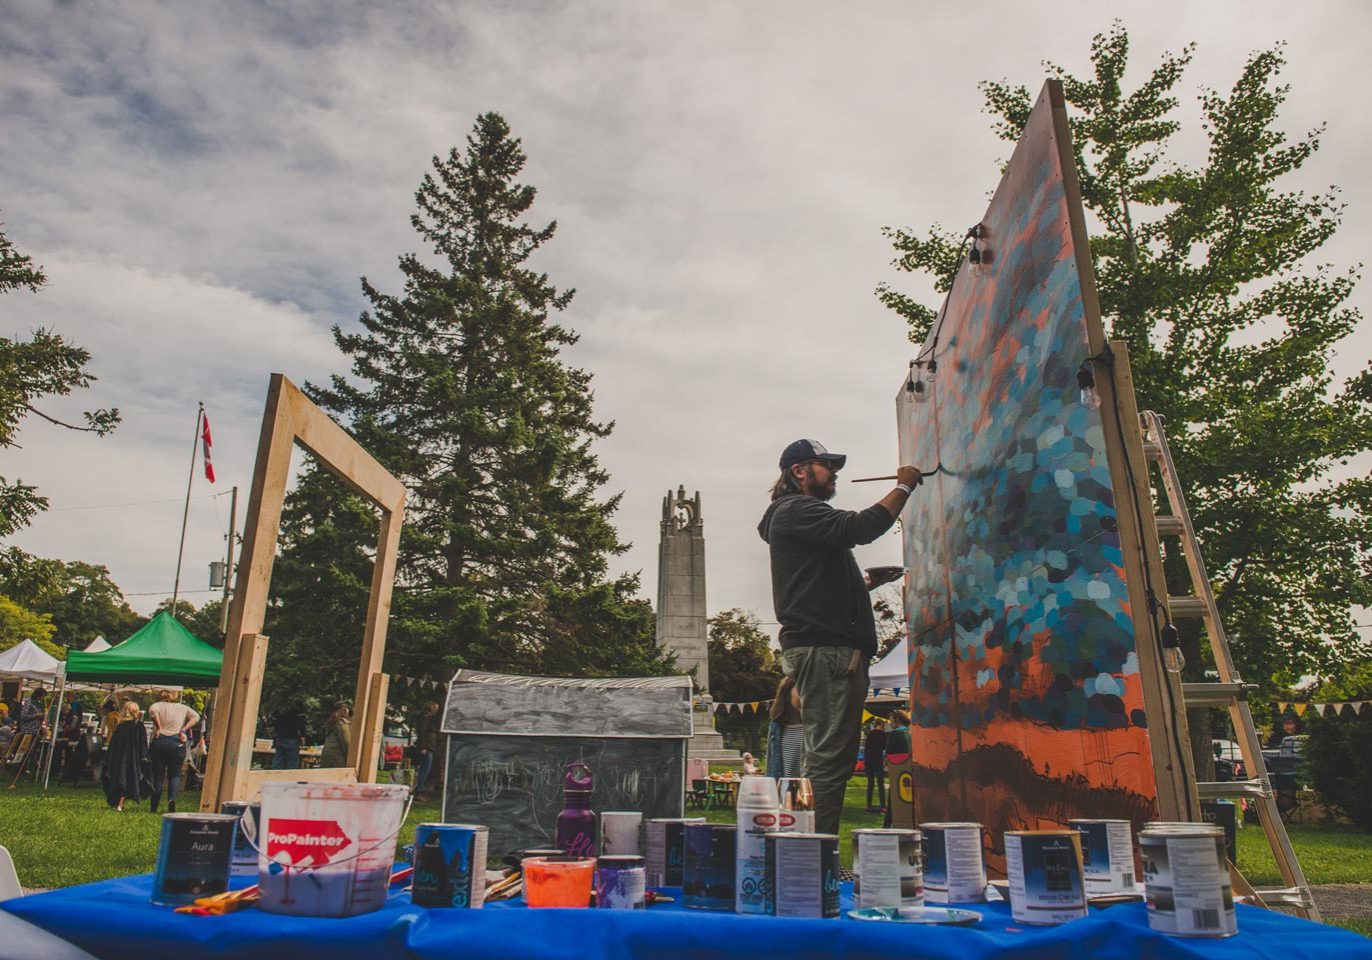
[847,906,983,926]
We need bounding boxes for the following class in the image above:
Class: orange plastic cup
[521,857,596,908]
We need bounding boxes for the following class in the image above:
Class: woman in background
[765,676,804,779]
[102,700,148,812]
[882,709,911,828]
[147,690,200,813]
[319,701,352,769]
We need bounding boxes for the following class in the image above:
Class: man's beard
[803,467,837,501]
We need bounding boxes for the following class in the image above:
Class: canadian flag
[201,412,215,484]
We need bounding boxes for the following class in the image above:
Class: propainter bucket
[257,781,409,917]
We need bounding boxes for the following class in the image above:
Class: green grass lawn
[2,779,1368,939]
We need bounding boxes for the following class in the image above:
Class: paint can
[1004,830,1088,924]
[852,828,924,909]
[920,822,986,903]
[151,813,238,906]
[411,823,489,908]
[776,777,816,833]
[595,855,646,909]
[1070,818,1136,893]
[1139,824,1237,938]
[220,800,261,877]
[763,832,841,919]
[734,775,779,914]
[645,817,704,888]
[600,812,643,856]
[683,823,736,910]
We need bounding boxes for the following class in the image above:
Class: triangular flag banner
[862,710,877,724]
[1294,703,1309,716]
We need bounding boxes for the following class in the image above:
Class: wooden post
[355,671,390,782]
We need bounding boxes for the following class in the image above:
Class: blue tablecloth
[3,875,1369,960]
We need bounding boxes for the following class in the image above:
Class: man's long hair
[770,468,803,501]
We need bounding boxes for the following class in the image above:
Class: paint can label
[600,812,643,857]
[152,813,238,906]
[1005,831,1087,924]
[595,856,646,909]
[1070,819,1135,892]
[921,823,986,903]
[1140,827,1237,937]
[853,829,924,909]
[411,823,488,908]
[683,823,737,910]
[220,801,262,876]
[645,818,702,888]
[764,833,840,918]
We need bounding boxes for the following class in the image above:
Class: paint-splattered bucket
[257,781,409,917]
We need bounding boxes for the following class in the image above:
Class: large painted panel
[897,81,1158,869]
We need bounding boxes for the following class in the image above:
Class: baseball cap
[779,439,847,471]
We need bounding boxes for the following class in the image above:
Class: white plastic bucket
[257,781,410,917]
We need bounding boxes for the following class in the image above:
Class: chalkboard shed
[440,670,693,861]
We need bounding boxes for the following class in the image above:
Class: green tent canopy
[66,611,223,687]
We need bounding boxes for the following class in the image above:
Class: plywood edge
[242,766,358,803]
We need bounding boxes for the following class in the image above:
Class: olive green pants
[780,645,868,836]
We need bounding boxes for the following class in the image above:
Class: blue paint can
[645,817,703,888]
[683,823,736,910]
[151,813,238,906]
[220,800,261,876]
[594,855,646,909]
[411,823,490,908]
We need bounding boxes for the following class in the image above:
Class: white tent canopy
[0,639,63,684]
[868,638,908,694]
[83,636,110,653]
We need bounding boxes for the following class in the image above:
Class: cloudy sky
[3,2,1369,647]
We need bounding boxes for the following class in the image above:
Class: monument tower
[656,486,709,690]
[656,486,740,766]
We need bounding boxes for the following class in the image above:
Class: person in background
[147,690,200,813]
[14,687,48,777]
[413,701,442,801]
[272,704,307,769]
[1266,711,1302,748]
[0,718,14,754]
[882,709,911,828]
[69,695,85,722]
[101,697,121,743]
[741,752,759,775]
[864,718,888,812]
[103,700,149,812]
[319,701,352,769]
[0,699,9,723]
[766,675,805,779]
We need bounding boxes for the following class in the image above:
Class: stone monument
[656,486,741,767]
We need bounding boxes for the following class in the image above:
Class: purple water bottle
[555,762,598,858]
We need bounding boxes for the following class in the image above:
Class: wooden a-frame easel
[200,374,407,811]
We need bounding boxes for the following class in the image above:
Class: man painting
[758,439,919,834]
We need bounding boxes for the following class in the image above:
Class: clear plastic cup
[522,856,596,908]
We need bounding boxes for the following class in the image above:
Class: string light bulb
[1077,360,1101,410]
[927,359,938,382]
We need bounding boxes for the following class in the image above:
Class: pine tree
[879,26,1372,765]
[269,114,671,702]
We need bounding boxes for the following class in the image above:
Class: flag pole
[171,402,204,615]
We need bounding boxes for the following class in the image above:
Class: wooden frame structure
[200,374,406,811]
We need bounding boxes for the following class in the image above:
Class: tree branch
[24,404,103,434]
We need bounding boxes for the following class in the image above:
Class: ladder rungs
[1142,441,1163,460]
[1253,887,1316,909]
[1196,779,1269,801]
[1154,516,1185,536]
[1182,682,1256,707]
[1167,596,1210,618]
